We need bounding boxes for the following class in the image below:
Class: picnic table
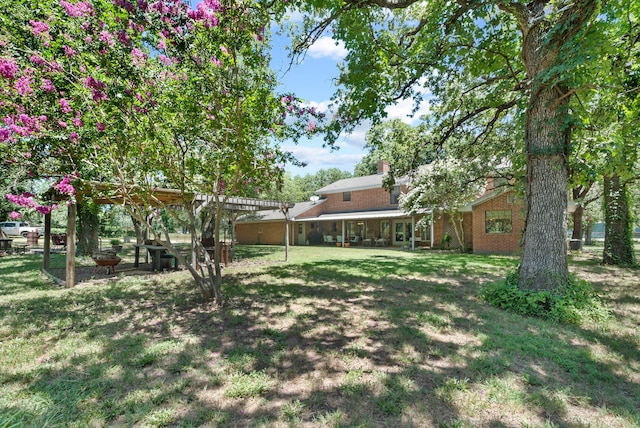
[134,244,178,271]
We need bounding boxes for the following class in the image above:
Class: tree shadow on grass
[0,251,638,426]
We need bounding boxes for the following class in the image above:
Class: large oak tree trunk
[518,7,570,293]
[602,174,635,265]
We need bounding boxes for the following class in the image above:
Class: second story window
[343,191,351,202]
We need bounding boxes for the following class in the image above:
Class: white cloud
[303,99,332,114]
[284,144,363,174]
[285,10,304,22]
[339,125,369,149]
[308,37,348,60]
[385,78,432,124]
[385,97,431,124]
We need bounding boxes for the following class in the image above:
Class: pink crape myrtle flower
[15,76,34,96]
[54,178,75,196]
[131,48,147,67]
[59,98,72,113]
[29,20,50,35]
[306,121,316,132]
[41,79,56,92]
[0,127,11,142]
[63,45,77,57]
[36,204,59,215]
[6,192,38,209]
[99,30,114,46]
[60,0,94,17]
[9,211,22,220]
[0,58,19,79]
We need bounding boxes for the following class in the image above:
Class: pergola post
[66,203,76,288]
[43,212,51,270]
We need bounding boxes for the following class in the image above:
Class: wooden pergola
[42,183,293,287]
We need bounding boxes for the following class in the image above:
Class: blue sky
[187,1,430,177]
[269,19,431,177]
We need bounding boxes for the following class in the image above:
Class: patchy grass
[0,246,638,427]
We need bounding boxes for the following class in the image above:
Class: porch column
[411,216,415,251]
[430,213,435,249]
[341,219,345,247]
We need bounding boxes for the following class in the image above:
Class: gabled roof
[237,199,325,223]
[458,188,511,212]
[315,174,408,195]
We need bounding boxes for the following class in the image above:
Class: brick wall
[236,222,286,245]
[315,187,401,213]
[432,212,473,250]
[472,191,524,254]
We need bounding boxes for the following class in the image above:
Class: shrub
[481,271,610,324]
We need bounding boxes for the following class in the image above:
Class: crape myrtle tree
[1,0,323,302]
[289,0,613,292]
[103,0,323,304]
[0,0,166,253]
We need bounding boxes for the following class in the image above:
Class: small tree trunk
[584,221,593,246]
[132,215,145,244]
[602,174,635,265]
[77,202,99,256]
[571,205,584,241]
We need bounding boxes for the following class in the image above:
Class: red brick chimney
[377,160,390,174]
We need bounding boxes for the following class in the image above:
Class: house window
[346,221,356,238]
[390,186,401,205]
[485,210,513,234]
[380,221,390,239]
[343,191,351,202]
[418,224,431,241]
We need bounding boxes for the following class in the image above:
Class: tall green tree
[354,119,434,177]
[290,0,614,292]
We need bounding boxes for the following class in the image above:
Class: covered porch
[291,209,433,250]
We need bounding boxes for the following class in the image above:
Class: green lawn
[0,246,638,427]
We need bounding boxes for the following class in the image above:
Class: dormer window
[343,191,351,202]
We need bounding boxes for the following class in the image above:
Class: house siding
[472,191,523,254]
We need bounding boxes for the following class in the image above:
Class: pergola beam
[58,181,294,287]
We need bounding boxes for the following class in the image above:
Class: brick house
[236,161,526,254]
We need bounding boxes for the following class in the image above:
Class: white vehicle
[0,221,44,237]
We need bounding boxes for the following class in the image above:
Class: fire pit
[92,251,121,275]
